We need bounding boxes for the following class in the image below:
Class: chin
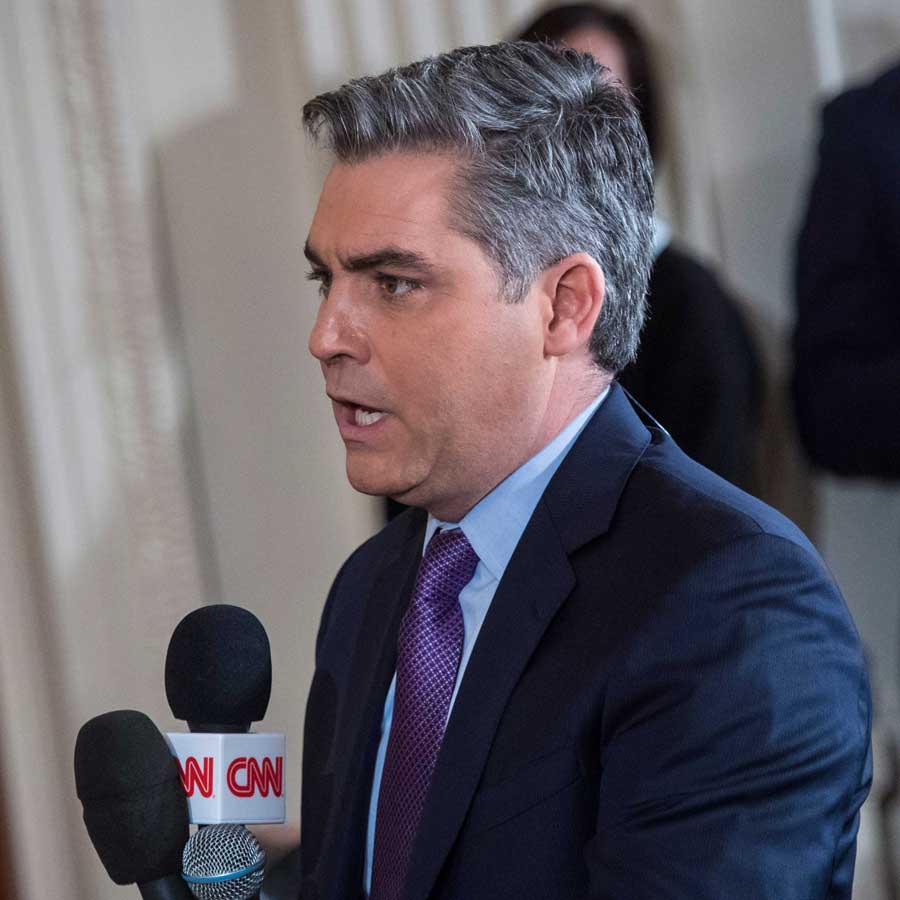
[346,464,420,502]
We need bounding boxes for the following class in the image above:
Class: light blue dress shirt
[363,387,609,892]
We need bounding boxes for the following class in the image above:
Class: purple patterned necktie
[369,528,479,900]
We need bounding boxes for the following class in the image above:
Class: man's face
[306,152,555,521]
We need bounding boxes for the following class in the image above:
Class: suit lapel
[402,384,652,900]
[323,510,426,900]
[544,384,654,555]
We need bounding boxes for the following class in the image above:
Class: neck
[426,369,610,523]
[534,366,611,449]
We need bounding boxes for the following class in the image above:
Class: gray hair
[302,41,654,373]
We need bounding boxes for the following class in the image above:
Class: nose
[308,290,369,365]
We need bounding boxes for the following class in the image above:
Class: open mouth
[352,405,386,427]
[329,393,391,435]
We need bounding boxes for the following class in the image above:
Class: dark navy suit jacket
[298,384,871,899]
[793,61,900,478]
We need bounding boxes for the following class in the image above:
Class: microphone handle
[138,874,193,900]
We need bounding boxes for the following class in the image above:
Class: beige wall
[1,1,897,898]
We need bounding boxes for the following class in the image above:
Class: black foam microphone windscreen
[165,604,272,730]
[74,709,189,886]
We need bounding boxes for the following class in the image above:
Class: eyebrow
[303,241,437,277]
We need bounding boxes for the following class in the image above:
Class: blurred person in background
[792,59,900,900]
[793,59,900,480]
[517,3,764,493]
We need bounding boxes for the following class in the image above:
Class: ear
[539,253,605,359]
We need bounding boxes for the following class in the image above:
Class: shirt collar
[424,387,610,580]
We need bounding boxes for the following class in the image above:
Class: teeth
[354,408,385,427]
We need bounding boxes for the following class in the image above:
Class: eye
[305,268,331,297]
[377,274,420,298]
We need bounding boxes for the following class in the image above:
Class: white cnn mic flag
[166,732,286,824]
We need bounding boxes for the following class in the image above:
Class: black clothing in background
[619,243,763,493]
[793,62,900,479]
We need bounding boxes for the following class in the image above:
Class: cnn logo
[179,755,284,798]
[166,731,286,824]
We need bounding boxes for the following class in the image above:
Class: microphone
[165,604,272,733]
[74,709,192,900]
[182,824,266,900]
[164,604,286,826]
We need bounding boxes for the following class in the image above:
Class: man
[297,42,870,899]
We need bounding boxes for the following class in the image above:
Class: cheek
[393,304,541,431]
[390,326,464,406]
[450,338,538,430]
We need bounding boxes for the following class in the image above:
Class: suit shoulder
[604,439,860,688]
[653,244,722,290]
[624,434,819,561]
[870,60,900,97]
[316,505,423,655]
[649,245,737,320]
[823,61,900,133]
[332,505,425,588]
[648,245,753,353]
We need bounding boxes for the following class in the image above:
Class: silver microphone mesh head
[182,824,266,900]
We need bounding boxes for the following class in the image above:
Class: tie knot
[418,528,479,601]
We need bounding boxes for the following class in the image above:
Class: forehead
[308,152,459,256]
